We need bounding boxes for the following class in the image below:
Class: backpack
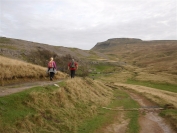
[70,62,75,68]
[48,61,54,68]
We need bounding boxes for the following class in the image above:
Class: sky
[0,0,177,50]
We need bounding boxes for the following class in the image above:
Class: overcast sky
[0,0,177,50]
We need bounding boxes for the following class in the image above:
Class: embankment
[0,55,66,86]
[0,77,113,133]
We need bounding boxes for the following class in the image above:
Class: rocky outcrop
[91,38,142,51]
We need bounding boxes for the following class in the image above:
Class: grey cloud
[0,0,176,50]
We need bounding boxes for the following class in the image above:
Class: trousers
[50,72,55,80]
[70,70,75,78]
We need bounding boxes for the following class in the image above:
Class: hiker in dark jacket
[48,57,57,81]
[68,59,78,78]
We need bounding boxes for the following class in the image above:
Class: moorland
[0,37,177,133]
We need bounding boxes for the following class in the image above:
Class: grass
[127,79,177,93]
[0,45,17,50]
[88,63,124,82]
[160,109,177,130]
[58,81,67,87]
[107,53,119,60]
[87,51,101,59]
[78,88,140,133]
[118,80,177,108]
[118,80,177,130]
[94,64,112,72]
[0,85,59,124]
[0,78,113,133]
[77,109,112,133]
[127,111,139,133]
[0,55,66,86]
[0,37,12,43]
[90,63,118,74]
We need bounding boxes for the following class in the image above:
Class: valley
[0,37,177,133]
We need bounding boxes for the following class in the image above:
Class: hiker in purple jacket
[48,57,57,81]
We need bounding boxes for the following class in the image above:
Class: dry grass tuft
[64,78,113,105]
[0,55,66,86]
[135,71,177,85]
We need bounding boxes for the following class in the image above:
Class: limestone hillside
[91,38,177,75]
[0,37,108,67]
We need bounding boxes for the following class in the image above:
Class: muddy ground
[98,88,176,133]
[129,91,175,133]
[0,80,62,97]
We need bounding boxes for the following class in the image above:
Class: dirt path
[99,112,129,133]
[0,80,63,97]
[99,84,176,133]
[128,91,175,133]
[115,83,177,108]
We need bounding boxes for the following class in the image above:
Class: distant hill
[92,38,143,50]
[0,37,109,60]
[0,37,109,72]
[92,38,176,51]
[91,38,177,75]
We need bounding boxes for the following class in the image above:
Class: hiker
[68,59,78,78]
[48,57,57,81]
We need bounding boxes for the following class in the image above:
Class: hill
[1,36,177,85]
[0,37,108,65]
[0,37,112,78]
[91,38,177,84]
[1,37,177,132]
[92,38,143,50]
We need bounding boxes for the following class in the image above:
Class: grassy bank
[0,78,113,133]
[126,79,177,93]
[0,77,142,133]
[0,55,66,86]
